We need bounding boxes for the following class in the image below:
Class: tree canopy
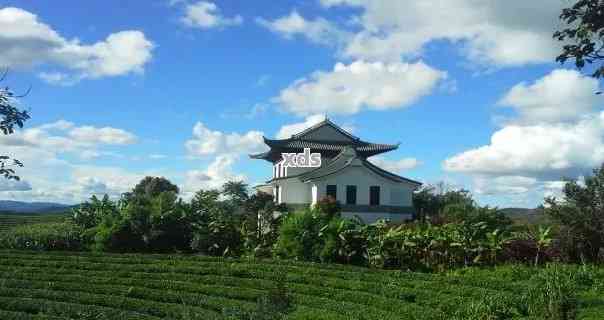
[132,176,180,198]
[554,0,604,78]
[545,163,604,263]
[0,72,30,180]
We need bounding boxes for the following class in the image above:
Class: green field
[0,214,69,232]
[0,250,602,319]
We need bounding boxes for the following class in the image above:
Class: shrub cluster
[274,200,515,271]
[2,163,603,272]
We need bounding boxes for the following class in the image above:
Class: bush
[319,217,366,265]
[0,222,83,251]
[274,210,322,261]
[190,209,243,257]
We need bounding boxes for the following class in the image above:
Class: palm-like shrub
[274,210,322,261]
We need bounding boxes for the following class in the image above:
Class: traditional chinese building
[250,119,421,223]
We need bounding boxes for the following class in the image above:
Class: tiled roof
[294,147,422,186]
[249,118,400,160]
[291,118,360,140]
[264,138,398,152]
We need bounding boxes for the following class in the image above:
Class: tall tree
[222,180,249,205]
[545,164,604,263]
[131,176,179,198]
[554,0,604,79]
[0,71,30,180]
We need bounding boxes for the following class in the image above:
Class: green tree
[191,189,221,214]
[0,71,30,180]
[545,164,604,263]
[222,180,249,205]
[130,176,179,198]
[554,0,604,79]
[413,183,474,222]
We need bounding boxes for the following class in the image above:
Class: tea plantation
[0,214,69,233]
[0,250,602,319]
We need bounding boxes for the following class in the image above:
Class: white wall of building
[273,178,311,204]
[311,164,415,206]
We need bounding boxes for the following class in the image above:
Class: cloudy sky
[0,1,601,207]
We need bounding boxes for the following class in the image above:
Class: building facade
[250,119,421,223]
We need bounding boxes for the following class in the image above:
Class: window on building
[369,186,380,206]
[326,185,337,200]
[275,185,280,203]
[346,185,357,205]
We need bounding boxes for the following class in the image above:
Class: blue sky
[0,1,602,207]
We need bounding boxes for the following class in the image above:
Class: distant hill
[0,200,76,214]
[500,207,547,224]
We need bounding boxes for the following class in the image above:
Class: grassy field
[0,214,69,232]
[0,250,602,319]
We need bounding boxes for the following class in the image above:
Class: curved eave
[249,151,271,160]
[297,149,422,187]
[363,159,423,186]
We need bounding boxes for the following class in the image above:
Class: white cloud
[182,155,246,197]
[473,175,537,195]
[498,69,601,124]
[182,122,271,198]
[0,7,154,82]
[275,60,445,116]
[256,10,348,46]
[369,157,421,173]
[181,1,243,29]
[0,145,151,203]
[185,121,265,157]
[68,126,137,145]
[318,0,563,67]
[445,69,604,180]
[444,69,604,201]
[444,115,604,179]
[149,154,167,159]
[0,120,137,159]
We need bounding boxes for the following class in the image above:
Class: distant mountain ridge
[0,200,75,214]
[499,207,546,224]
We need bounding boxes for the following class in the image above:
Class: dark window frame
[326,184,337,200]
[346,185,357,205]
[369,186,380,206]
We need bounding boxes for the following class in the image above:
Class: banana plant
[533,225,553,266]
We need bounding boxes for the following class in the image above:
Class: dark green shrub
[274,210,322,261]
[0,222,83,251]
[190,209,243,257]
[319,217,367,265]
